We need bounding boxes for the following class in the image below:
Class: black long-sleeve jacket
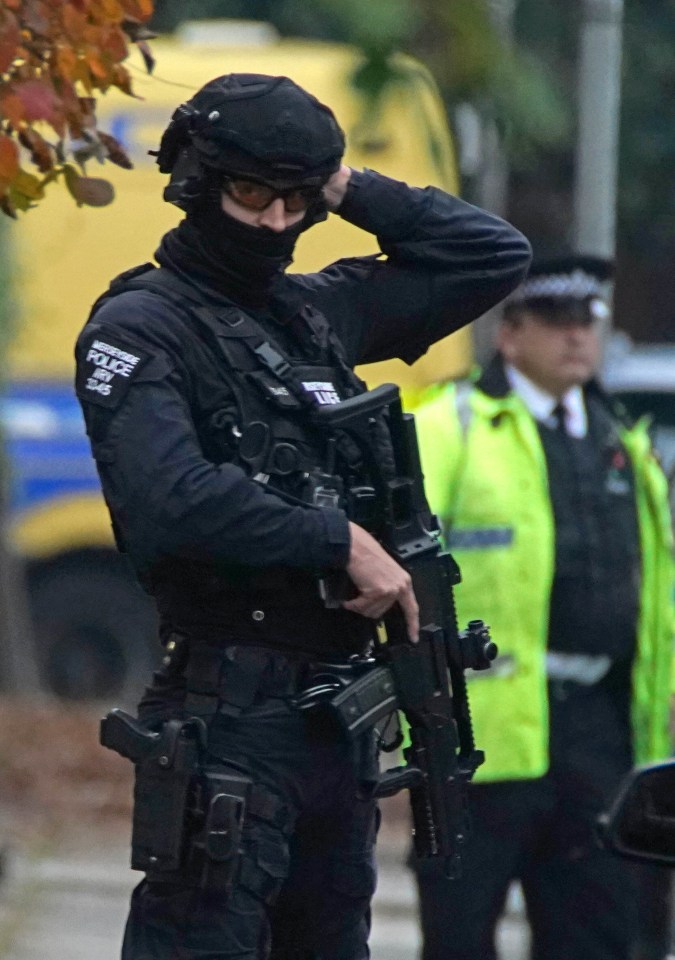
[75,169,530,651]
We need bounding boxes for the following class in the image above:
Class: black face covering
[156,195,325,307]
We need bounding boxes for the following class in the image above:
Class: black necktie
[553,402,568,436]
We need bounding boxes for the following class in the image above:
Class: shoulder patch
[76,335,151,409]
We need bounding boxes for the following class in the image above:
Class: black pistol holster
[100,709,251,892]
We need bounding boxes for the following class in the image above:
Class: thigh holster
[101,709,205,873]
[100,709,254,892]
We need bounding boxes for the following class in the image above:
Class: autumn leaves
[0,0,155,216]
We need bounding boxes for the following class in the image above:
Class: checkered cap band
[510,268,605,304]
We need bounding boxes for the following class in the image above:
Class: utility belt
[177,642,380,719]
[176,641,402,743]
[100,646,394,891]
[178,640,374,717]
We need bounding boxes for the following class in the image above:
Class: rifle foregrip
[374,765,424,798]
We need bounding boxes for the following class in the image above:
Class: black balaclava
[153,74,345,306]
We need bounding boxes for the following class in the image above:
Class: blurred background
[145,0,675,342]
[0,2,672,957]
[3,0,672,706]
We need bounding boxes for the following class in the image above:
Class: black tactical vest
[87,264,394,657]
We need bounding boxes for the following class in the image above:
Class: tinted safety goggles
[222,177,324,213]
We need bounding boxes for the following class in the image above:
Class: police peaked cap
[508,255,615,307]
[157,73,346,188]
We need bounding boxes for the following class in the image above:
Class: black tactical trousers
[412,680,670,960]
[121,697,379,960]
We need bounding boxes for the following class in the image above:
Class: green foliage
[491,48,571,164]
[514,0,675,259]
[310,0,415,52]
[150,0,674,260]
[417,0,499,95]
[149,0,571,189]
[296,0,570,163]
[414,2,571,159]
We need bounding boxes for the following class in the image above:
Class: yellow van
[2,21,469,700]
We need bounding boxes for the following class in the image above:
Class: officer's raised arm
[298,167,532,367]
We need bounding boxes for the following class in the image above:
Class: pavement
[0,800,530,960]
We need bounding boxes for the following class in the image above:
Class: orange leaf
[0,134,19,183]
[72,56,93,94]
[85,47,110,82]
[101,25,128,63]
[55,45,78,82]
[2,0,21,11]
[121,0,154,23]
[0,89,25,127]
[0,10,20,74]
[83,23,104,46]
[111,62,133,96]
[94,0,124,21]
[62,4,87,42]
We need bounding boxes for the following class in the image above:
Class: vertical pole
[471,0,517,365]
[479,0,517,218]
[573,0,624,259]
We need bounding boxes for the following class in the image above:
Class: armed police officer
[75,73,531,960]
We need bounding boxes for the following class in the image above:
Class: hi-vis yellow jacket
[415,375,674,782]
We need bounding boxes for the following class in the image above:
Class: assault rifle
[310,383,496,877]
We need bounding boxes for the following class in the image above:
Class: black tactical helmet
[155,73,346,210]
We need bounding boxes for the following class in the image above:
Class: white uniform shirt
[505,364,588,438]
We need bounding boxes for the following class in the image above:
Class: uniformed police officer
[75,73,531,960]
[411,256,674,960]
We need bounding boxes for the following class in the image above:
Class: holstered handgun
[101,710,252,891]
[101,708,206,874]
